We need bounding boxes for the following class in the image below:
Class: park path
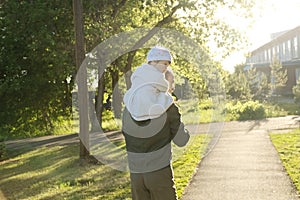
[3,115,300,199]
[182,116,300,200]
[5,116,300,153]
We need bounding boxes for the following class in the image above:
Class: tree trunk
[111,70,122,118]
[123,52,135,89]
[88,91,99,132]
[95,74,105,127]
[73,0,89,159]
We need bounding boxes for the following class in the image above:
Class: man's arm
[168,104,190,147]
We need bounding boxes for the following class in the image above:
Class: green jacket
[122,103,190,173]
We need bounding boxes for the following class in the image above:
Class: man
[122,46,190,200]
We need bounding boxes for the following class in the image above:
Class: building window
[264,50,267,62]
[282,43,286,61]
[279,44,283,60]
[298,35,300,58]
[287,40,291,60]
[293,36,298,58]
[276,45,280,60]
[296,68,300,82]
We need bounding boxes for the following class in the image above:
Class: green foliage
[0,0,256,138]
[225,101,266,121]
[263,103,288,117]
[179,99,298,124]
[277,102,300,115]
[226,64,273,102]
[293,77,300,103]
[226,70,252,101]
[101,110,121,131]
[246,67,270,101]
[198,99,214,110]
[270,58,287,95]
[0,138,7,161]
[0,1,74,138]
[270,130,300,192]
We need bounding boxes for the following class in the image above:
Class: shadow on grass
[4,134,78,159]
[0,144,131,200]
[1,134,208,199]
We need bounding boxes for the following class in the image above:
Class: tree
[0,0,256,139]
[83,0,256,119]
[73,0,89,158]
[227,64,271,102]
[245,67,270,101]
[270,58,287,95]
[255,72,270,101]
[226,64,251,101]
[293,77,300,103]
[0,1,75,138]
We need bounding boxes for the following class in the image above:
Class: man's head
[165,68,175,93]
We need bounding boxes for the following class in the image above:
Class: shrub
[0,138,7,161]
[198,99,213,110]
[293,77,300,103]
[238,101,266,120]
[225,101,266,121]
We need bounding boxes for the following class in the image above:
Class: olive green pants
[130,165,177,200]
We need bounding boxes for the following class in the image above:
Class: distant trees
[226,59,289,102]
[293,77,300,103]
[246,66,270,101]
[270,58,287,95]
[226,66,252,101]
[226,64,269,101]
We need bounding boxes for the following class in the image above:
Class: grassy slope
[270,129,300,193]
[0,135,207,200]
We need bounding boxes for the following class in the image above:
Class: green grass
[0,135,207,200]
[102,119,121,132]
[178,99,219,124]
[178,99,300,124]
[173,134,208,198]
[264,102,300,117]
[270,129,300,193]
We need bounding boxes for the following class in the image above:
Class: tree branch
[123,3,183,89]
[111,0,127,20]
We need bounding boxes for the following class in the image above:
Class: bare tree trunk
[111,70,122,118]
[73,0,89,159]
[123,52,135,89]
[124,70,133,90]
[89,91,99,132]
[95,74,105,127]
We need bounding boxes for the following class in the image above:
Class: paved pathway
[182,116,300,200]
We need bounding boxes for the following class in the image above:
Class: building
[246,25,300,94]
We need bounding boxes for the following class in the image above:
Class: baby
[123,46,174,121]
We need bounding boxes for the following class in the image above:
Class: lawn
[178,98,300,124]
[0,134,207,200]
[270,129,300,193]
